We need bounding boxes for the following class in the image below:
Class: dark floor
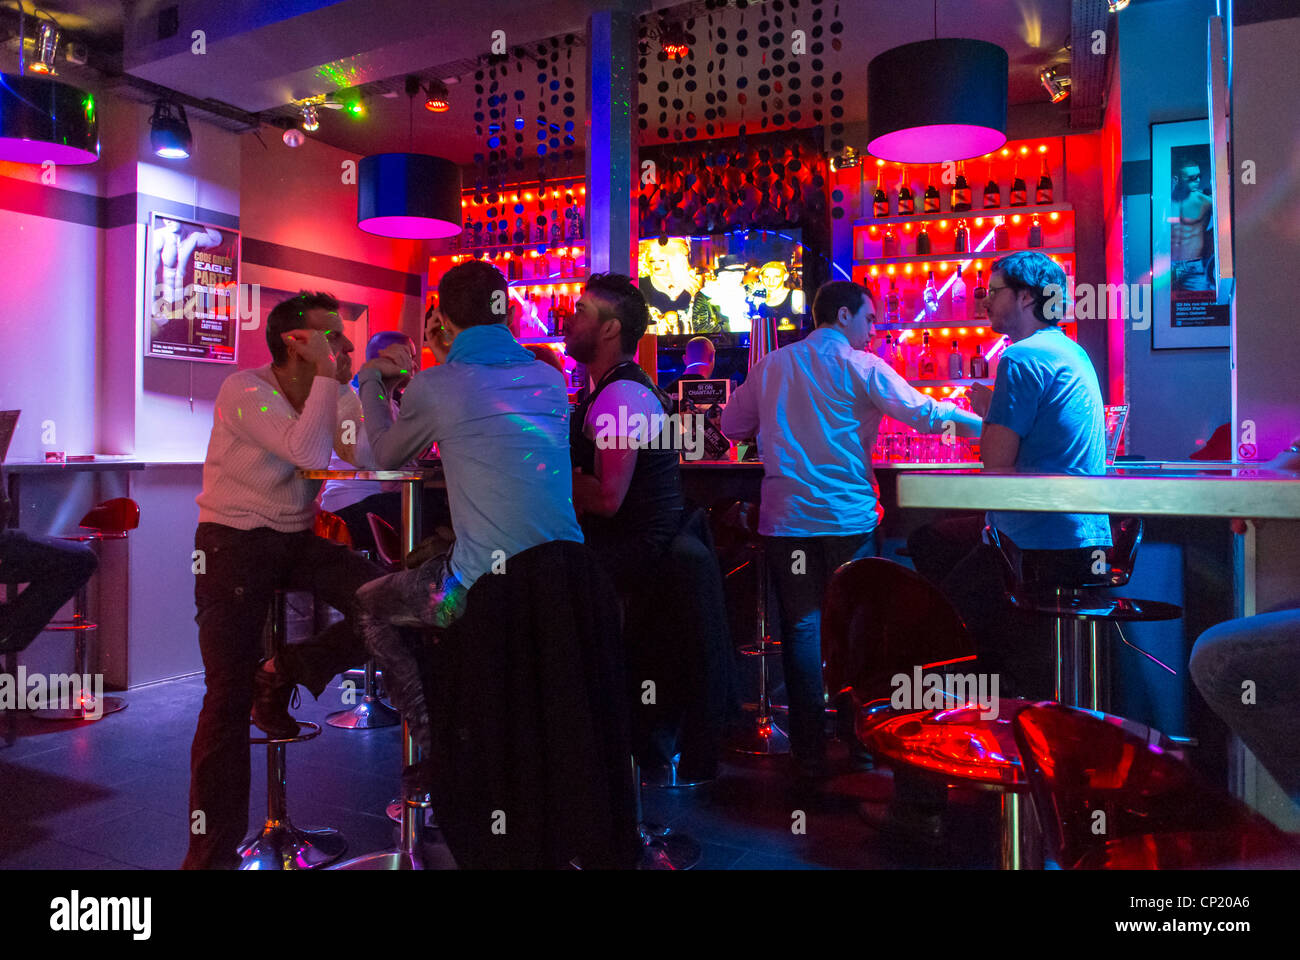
[0,674,1004,870]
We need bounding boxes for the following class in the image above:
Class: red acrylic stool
[33,497,139,721]
[1013,702,1300,869]
[863,699,1041,869]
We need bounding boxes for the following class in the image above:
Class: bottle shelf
[509,275,588,288]
[440,240,587,256]
[875,320,994,331]
[854,245,1074,267]
[519,337,567,344]
[907,377,992,388]
[854,202,1074,227]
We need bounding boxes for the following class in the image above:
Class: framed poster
[1151,120,1230,349]
[145,213,242,362]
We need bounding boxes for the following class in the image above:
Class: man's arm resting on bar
[573,445,637,518]
[357,366,435,468]
[225,374,338,470]
[980,422,1021,471]
[862,362,982,436]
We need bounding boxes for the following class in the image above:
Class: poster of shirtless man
[146,214,240,362]
[1169,146,1215,296]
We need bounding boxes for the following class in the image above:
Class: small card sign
[678,379,732,461]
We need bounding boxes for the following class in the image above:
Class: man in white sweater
[184,291,383,870]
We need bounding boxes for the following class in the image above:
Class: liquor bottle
[1036,158,1053,204]
[566,204,581,240]
[994,216,1010,250]
[919,332,938,378]
[916,225,932,255]
[894,339,910,378]
[547,294,558,336]
[983,161,1001,209]
[872,165,889,218]
[969,342,989,379]
[1009,158,1028,206]
[973,269,988,319]
[550,210,561,244]
[507,255,521,280]
[923,167,941,214]
[1028,213,1043,248]
[952,161,972,211]
[897,166,915,215]
[537,251,550,278]
[535,220,547,244]
[880,333,898,366]
[947,339,964,379]
[954,219,968,253]
[513,217,526,244]
[951,267,967,312]
[554,297,566,337]
[882,226,899,258]
[923,270,939,319]
[885,276,901,323]
[561,247,576,278]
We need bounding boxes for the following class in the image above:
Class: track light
[320,92,345,110]
[424,79,450,113]
[659,21,691,59]
[1108,0,1130,11]
[150,100,192,158]
[300,103,319,131]
[283,127,305,147]
[1039,67,1071,103]
[30,21,59,74]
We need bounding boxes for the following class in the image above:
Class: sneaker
[251,661,301,739]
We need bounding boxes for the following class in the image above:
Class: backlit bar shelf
[908,378,992,388]
[854,246,1073,267]
[448,240,588,255]
[853,202,1074,228]
[508,276,588,288]
[875,321,994,332]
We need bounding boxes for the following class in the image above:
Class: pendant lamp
[357,152,463,239]
[866,38,1007,164]
[0,73,99,165]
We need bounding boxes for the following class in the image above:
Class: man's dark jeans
[183,523,381,870]
[0,530,98,655]
[1191,607,1300,802]
[907,514,1099,700]
[765,530,878,773]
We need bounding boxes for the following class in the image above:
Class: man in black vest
[565,273,695,773]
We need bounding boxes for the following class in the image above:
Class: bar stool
[325,512,400,731]
[239,589,347,870]
[863,699,1041,869]
[717,501,788,756]
[33,498,138,721]
[633,756,701,869]
[1013,702,1299,869]
[986,518,1182,711]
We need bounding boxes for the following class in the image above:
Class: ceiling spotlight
[300,103,319,131]
[347,97,366,117]
[30,21,59,74]
[283,127,305,148]
[424,79,450,113]
[320,92,345,110]
[150,100,192,159]
[1108,0,1131,11]
[1039,67,1071,103]
[660,21,691,60]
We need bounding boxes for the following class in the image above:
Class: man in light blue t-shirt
[909,251,1111,698]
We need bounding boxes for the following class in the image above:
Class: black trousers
[183,523,381,870]
[0,530,98,655]
[907,515,1097,700]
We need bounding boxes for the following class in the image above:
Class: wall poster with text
[145,212,241,362]
[1151,119,1230,349]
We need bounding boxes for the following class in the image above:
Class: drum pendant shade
[0,73,99,165]
[866,39,1008,163]
[357,152,462,239]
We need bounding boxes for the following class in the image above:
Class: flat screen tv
[637,230,805,337]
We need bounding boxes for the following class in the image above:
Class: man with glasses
[908,251,1111,698]
[185,292,383,869]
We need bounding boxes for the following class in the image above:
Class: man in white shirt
[184,291,383,870]
[721,280,982,778]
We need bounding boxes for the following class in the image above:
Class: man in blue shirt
[354,261,582,779]
[909,251,1111,699]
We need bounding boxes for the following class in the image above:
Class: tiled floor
[0,675,1002,870]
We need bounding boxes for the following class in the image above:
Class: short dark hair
[266,291,339,365]
[812,280,870,328]
[991,251,1069,325]
[438,260,509,328]
[586,273,651,354]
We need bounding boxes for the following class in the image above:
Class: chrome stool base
[729,703,790,755]
[32,696,127,722]
[641,753,712,789]
[239,822,347,871]
[327,696,399,730]
[387,799,438,827]
[637,823,703,870]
